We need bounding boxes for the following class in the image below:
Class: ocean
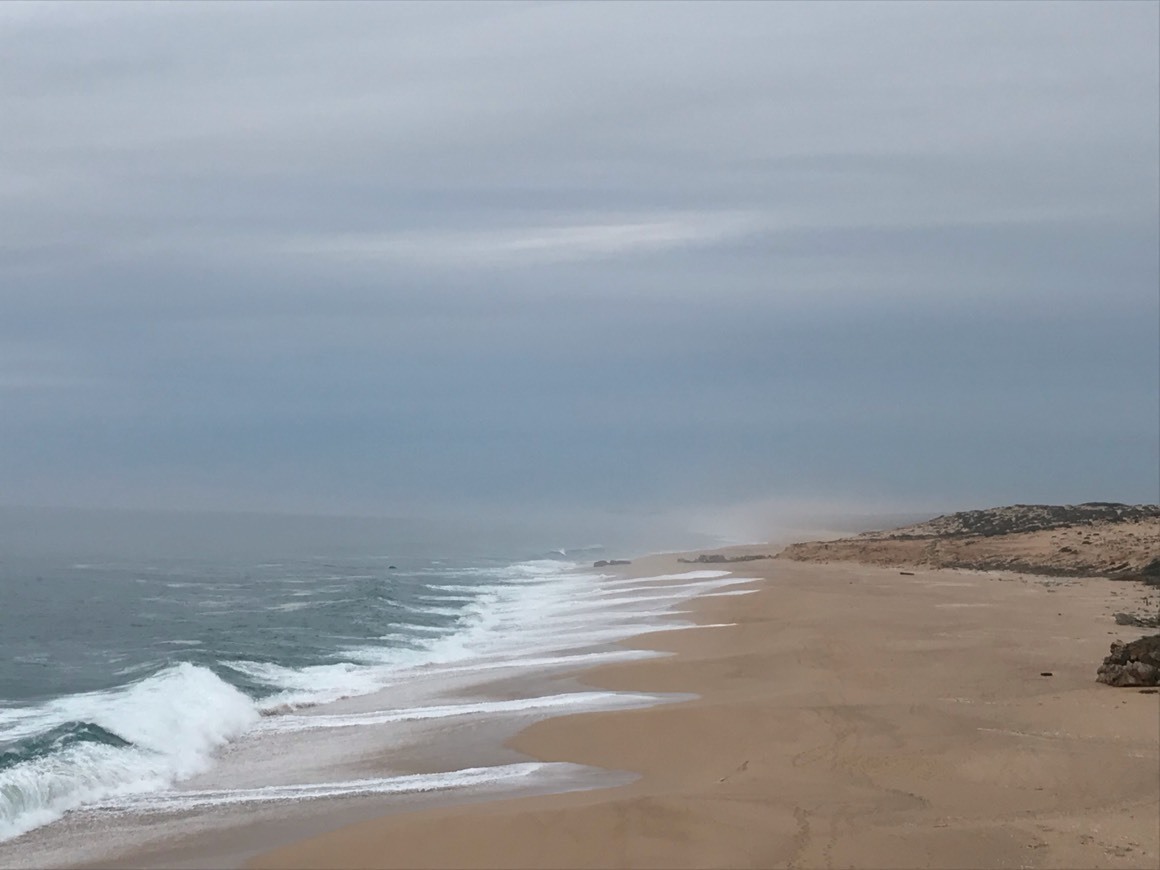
[0,507,736,865]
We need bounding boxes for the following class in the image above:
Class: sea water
[0,507,739,863]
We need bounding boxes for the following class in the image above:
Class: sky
[1,1,1157,533]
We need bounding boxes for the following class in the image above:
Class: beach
[8,2,1157,866]
[6,529,1155,870]
[250,546,1160,870]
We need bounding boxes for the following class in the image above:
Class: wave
[0,561,737,844]
[0,663,258,841]
[212,562,595,710]
[0,559,584,841]
[222,659,405,712]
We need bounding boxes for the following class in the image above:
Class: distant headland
[777,502,1160,581]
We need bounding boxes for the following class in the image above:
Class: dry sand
[251,550,1160,870]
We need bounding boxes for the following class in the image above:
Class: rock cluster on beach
[1096,635,1160,687]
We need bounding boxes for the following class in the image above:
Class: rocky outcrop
[593,559,631,568]
[1112,557,1160,589]
[1113,612,1160,628]
[777,503,1158,579]
[870,503,1160,540]
[1096,635,1160,687]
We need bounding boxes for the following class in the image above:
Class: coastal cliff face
[777,503,1160,579]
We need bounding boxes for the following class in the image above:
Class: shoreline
[24,553,745,869]
[251,549,1160,870]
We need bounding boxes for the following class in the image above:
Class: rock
[1096,635,1160,687]
[593,559,631,568]
[1142,557,1160,588]
[1114,612,1160,628]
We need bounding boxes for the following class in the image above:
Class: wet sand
[251,552,1160,869]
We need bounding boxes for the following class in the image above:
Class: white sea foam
[1,558,745,845]
[269,601,317,612]
[88,763,558,814]
[0,663,259,841]
[618,570,732,582]
[427,584,493,593]
[224,660,404,712]
[420,648,662,677]
[255,691,673,734]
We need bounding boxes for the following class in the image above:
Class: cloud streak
[277,212,759,267]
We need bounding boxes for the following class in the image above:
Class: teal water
[0,506,711,842]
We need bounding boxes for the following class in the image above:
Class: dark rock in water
[1096,635,1160,687]
[593,559,631,568]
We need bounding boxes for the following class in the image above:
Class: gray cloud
[0,1,1156,528]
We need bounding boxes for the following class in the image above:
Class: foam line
[88,763,558,813]
[258,690,669,733]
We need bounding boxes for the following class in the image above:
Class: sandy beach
[251,546,1160,870]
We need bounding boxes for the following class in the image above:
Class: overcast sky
[1,1,1157,532]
